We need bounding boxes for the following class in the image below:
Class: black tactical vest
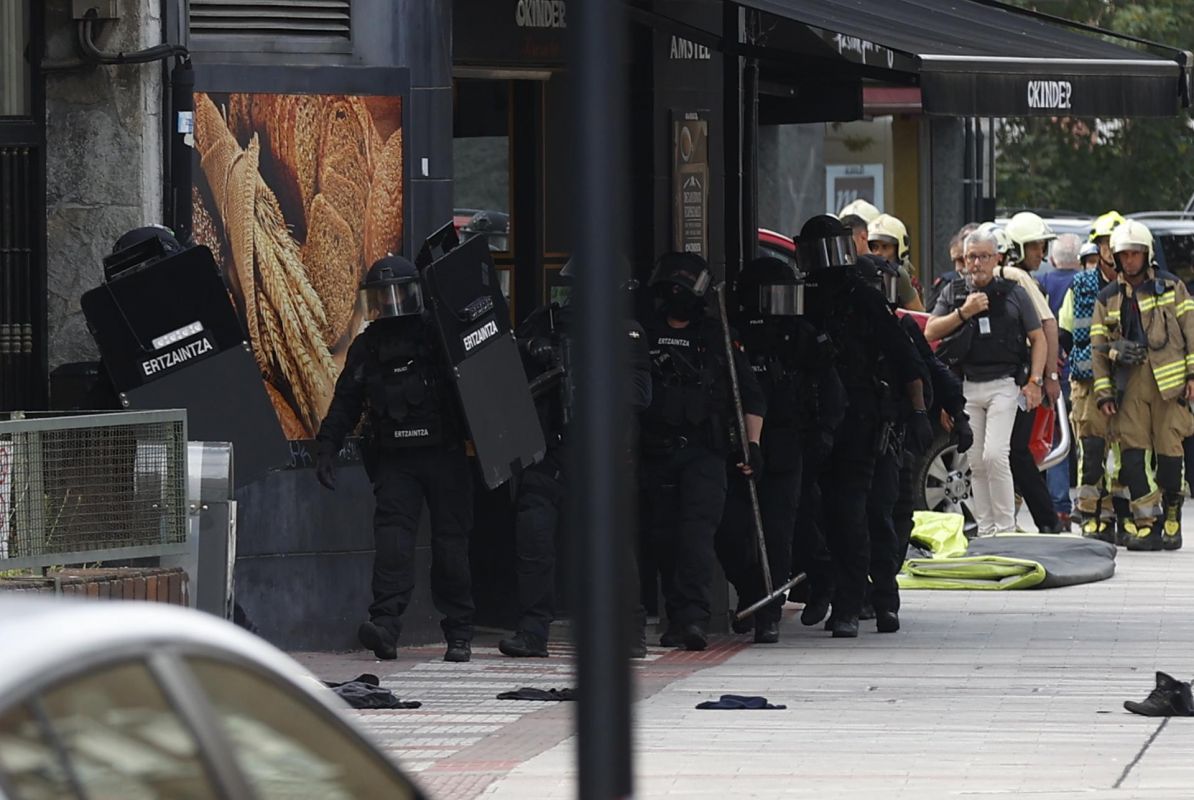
[941,277,1027,381]
[643,316,730,450]
[364,322,447,447]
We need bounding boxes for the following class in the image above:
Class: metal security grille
[189,0,351,38]
[0,146,39,411]
[0,411,187,564]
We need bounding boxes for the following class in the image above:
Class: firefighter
[1091,220,1194,551]
[866,213,926,311]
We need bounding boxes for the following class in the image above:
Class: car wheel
[914,432,978,536]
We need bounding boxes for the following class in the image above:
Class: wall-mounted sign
[673,112,710,257]
[825,163,884,216]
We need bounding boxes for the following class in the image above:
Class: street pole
[569,1,633,798]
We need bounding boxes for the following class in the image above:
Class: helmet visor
[648,263,712,297]
[757,283,805,316]
[1114,243,1149,255]
[360,281,424,320]
[799,233,856,271]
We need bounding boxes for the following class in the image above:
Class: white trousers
[964,376,1021,535]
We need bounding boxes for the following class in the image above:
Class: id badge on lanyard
[978,317,991,336]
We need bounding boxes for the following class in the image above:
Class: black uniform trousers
[369,445,475,642]
[792,446,834,605]
[640,442,728,629]
[820,412,878,619]
[1010,408,1059,531]
[867,444,916,614]
[513,448,566,641]
[715,466,800,626]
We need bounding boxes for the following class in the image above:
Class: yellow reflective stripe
[1090,324,1108,337]
[1186,353,1194,369]
[1158,378,1186,392]
[1094,378,1114,392]
[1178,300,1194,317]
[1106,310,1121,321]
[1140,295,1176,312]
[1154,361,1186,377]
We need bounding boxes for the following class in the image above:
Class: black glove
[906,410,935,455]
[952,413,974,454]
[315,441,338,491]
[1112,339,1148,366]
[743,441,764,480]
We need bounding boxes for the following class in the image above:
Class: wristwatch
[1030,376,1044,387]
[1048,371,1060,381]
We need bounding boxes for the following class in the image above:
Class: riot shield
[421,234,545,489]
[81,244,289,485]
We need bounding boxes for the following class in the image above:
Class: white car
[0,599,425,800]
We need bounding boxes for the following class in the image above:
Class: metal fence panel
[0,411,187,561]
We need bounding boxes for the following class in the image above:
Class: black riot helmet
[737,256,804,316]
[112,224,184,257]
[796,214,857,272]
[648,252,713,322]
[359,255,425,320]
[853,253,901,306]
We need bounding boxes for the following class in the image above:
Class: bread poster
[191,92,404,440]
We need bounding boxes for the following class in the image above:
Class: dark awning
[736,0,1192,117]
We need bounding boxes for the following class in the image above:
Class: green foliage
[996,0,1194,214]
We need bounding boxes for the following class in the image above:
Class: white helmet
[1110,219,1154,270]
[976,222,1012,256]
[1005,212,1057,264]
[867,213,910,262]
[838,199,881,225]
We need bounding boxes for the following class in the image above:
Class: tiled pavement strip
[292,520,1194,799]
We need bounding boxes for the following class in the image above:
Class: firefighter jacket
[1091,269,1194,404]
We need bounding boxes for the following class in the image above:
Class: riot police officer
[639,252,765,651]
[499,262,653,658]
[854,254,967,632]
[315,256,476,662]
[717,256,844,644]
[795,216,929,638]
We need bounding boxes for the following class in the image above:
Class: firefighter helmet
[1090,210,1126,242]
[838,199,881,226]
[1110,219,1154,269]
[867,213,910,262]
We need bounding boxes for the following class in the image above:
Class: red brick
[133,577,146,601]
[146,576,159,602]
[166,573,181,605]
[85,582,99,599]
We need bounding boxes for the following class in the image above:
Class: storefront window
[453,79,511,254]
[0,0,31,117]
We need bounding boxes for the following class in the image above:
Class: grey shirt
[932,278,1041,382]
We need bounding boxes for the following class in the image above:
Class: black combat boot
[730,603,754,634]
[830,616,859,638]
[630,627,648,659]
[358,620,398,660]
[1124,671,1194,717]
[876,610,900,633]
[498,631,548,658]
[801,596,831,626]
[1162,494,1183,551]
[681,623,708,651]
[1113,496,1132,547]
[753,619,780,644]
[444,639,472,663]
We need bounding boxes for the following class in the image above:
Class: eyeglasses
[964,253,996,264]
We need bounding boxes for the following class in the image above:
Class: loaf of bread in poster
[363,128,404,266]
[302,194,360,347]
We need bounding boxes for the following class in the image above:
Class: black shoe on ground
[731,613,754,635]
[830,616,859,638]
[858,603,876,621]
[1125,519,1163,552]
[444,639,471,663]
[682,623,708,651]
[630,631,648,659]
[660,628,683,648]
[823,614,836,632]
[358,621,398,660]
[802,598,831,627]
[498,631,548,658]
[753,620,779,644]
[876,610,900,633]
[1124,671,1194,717]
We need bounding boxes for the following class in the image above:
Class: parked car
[0,599,426,800]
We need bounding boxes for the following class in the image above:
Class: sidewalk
[292,536,1194,799]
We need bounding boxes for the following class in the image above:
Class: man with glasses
[926,229,1047,534]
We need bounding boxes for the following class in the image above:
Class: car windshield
[1157,233,1194,284]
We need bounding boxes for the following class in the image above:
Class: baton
[715,283,775,608]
